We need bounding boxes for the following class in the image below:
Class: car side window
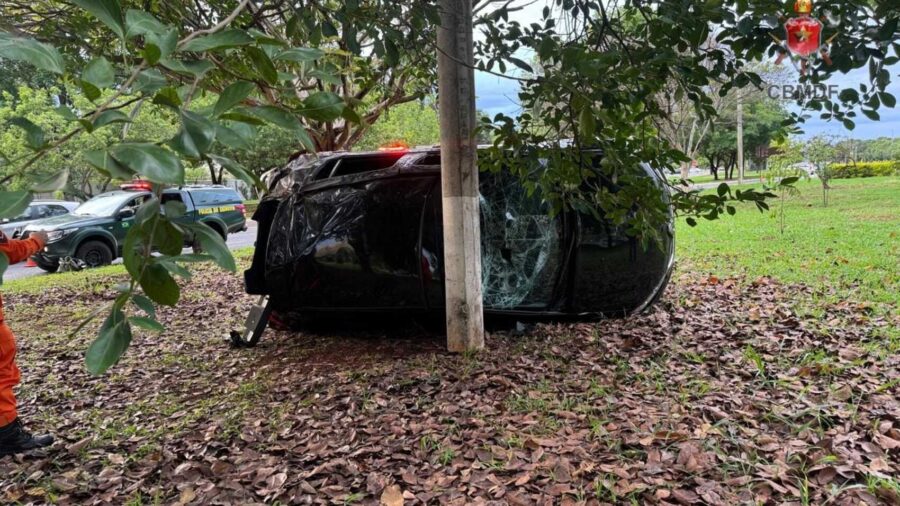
[122,196,149,214]
[48,205,69,216]
[34,205,51,219]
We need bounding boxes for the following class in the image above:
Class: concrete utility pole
[736,90,745,184]
[437,0,485,352]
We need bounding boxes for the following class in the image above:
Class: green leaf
[879,92,897,108]
[302,92,345,122]
[182,29,254,52]
[208,154,264,190]
[54,106,78,121]
[0,190,32,218]
[160,58,216,77]
[245,46,278,84]
[92,110,131,129]
[508,57,533,73]
[275,47,325,62]
[132,69,168,94]
[131,294,156,318]
[244,105,302,130]
[125,9,167,37]
[82,57,115,89]
[81,81,101,102]
[32,169,69,192]
[579,107,595,138]
[0,34,65,74]
[214,123,253,150]
[842,118,855,131]
[152,86,182,109]
[109,143,184,184]
[213,81,256,117]
[9,117,45,149]
[169,111,216,158]
[219,112,266,126]
[152,218,184,256]
[146,29,178,62]
[140,262,180,306]
[187,223,236,272]
[0,253,8,286]
[163,200,186,218]
[85,309,132,375]
[128,316,164,332]
[84,150,134,180]
[121,225,143,279]
[717,183,729,197]
[71,0,125,39]
[780,176,800,186]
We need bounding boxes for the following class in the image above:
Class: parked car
[0,200,79,239]
[24,185,247,272]
[243,148,674,324]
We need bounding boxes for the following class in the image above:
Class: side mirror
[118,209,135,220]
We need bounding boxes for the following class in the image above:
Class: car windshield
[73,194,134,217]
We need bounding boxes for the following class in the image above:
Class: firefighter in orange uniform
[0,229,53,456]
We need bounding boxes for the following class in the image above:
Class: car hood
[24,213,109,231]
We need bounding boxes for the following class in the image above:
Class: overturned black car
[243,148,674,327]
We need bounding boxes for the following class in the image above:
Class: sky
[472,2,900,141]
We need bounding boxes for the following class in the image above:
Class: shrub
[829,161,900,179]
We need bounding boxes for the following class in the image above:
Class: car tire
[76,240,113,268]
[34,258,59,273]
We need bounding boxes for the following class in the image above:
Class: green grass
[677,176,899,316]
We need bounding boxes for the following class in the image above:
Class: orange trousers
[0,322,19,426]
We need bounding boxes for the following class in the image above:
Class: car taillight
[236,203,246,216]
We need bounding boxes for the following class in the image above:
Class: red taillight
[236,203,246,216]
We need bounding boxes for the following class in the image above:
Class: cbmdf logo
[773,0,837,76]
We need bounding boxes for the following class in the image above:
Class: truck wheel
[76,240,113,267]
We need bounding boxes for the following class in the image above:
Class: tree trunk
[207,160,222,185]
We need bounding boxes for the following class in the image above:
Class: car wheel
[76,240,113,268]
[34,258,59,273]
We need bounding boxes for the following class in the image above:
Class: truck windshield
[73,194,135,217]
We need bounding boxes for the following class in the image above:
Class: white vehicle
[0,200,80,238]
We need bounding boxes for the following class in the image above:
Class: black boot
[0,419,53,456]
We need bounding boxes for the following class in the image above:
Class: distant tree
[804,135,838,206]
[700,95,790,180]
[0,85,178,199]
[355,100,440,151]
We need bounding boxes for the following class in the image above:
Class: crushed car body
[243,148,674,322]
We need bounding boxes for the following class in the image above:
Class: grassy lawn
[676,176,900,320]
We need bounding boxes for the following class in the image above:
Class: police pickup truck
[24,184,246,272]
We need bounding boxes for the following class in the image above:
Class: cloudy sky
[472,2,900,141]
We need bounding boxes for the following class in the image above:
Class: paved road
[5,221,258,282]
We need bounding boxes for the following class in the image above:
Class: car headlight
[46,229,75,242]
